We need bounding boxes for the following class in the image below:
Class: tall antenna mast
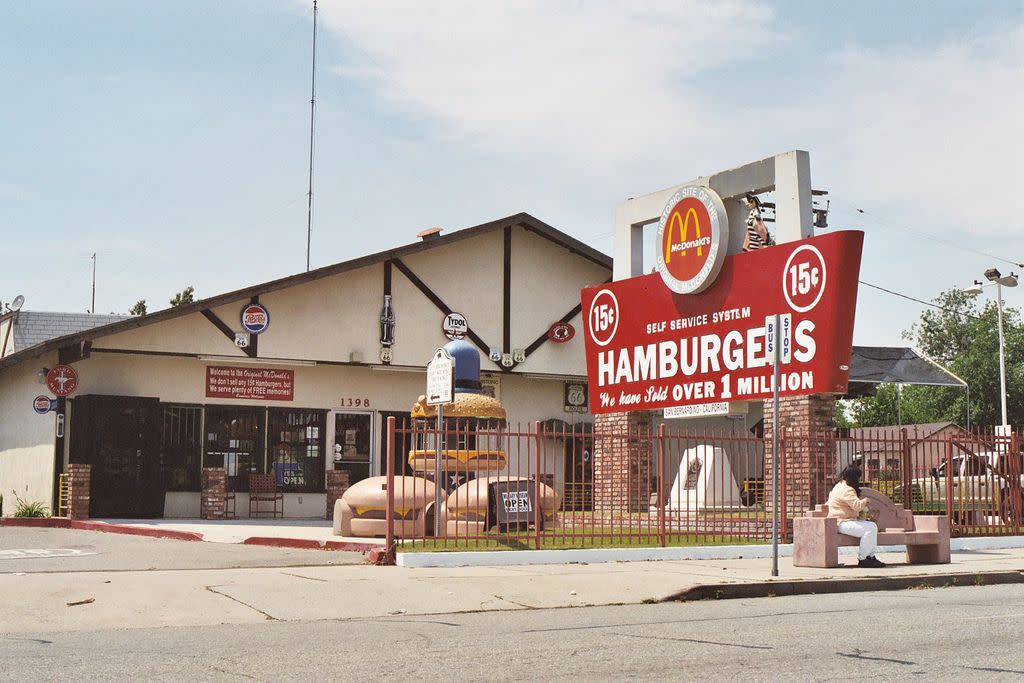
[90,252,96,313]
[305,0,318,272]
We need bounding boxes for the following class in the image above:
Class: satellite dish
[10,295,24,312]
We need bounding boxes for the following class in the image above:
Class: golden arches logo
[664,207,702,263]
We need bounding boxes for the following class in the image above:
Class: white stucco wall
[0,354,58,513]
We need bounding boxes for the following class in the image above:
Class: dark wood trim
[92,348,200,359]
[391,257,492,358]
[503,226,512,353]
[519,222,610,269]
[248,296,260,358]
[90,347,382,368]
[384,260,392,296]
[51,396,66,516]
[201,309,256,358]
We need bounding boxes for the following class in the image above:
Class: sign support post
[771,313,781,577]
[426,348,455,539]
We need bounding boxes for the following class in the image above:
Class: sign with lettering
[46,365,78,397]
[581,230,863,414]
[488,479,537,531]
[205,366,294,401]
[240,303,270,335]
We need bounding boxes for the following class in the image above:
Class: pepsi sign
[240,303,270,334]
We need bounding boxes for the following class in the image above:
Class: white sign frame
[426,348,455,405]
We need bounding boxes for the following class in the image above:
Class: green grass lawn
[397,530,773,552]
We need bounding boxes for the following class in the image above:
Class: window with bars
[160,404,202,491]
[203,405,265,493]
[268,409,326,493]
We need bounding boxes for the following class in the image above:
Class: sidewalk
[1,522,1022,634]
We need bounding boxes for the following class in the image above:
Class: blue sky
[1,1,1021,346]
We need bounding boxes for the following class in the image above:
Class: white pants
[837,520,878,560]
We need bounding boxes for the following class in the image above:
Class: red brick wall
[763,394,837,513]
[201,467,227,520]
[326,470,351,519]
[593,411,653,512]
[66,463,91,520]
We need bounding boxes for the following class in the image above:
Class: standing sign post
[766,314,781,576]
[426,348,455,538]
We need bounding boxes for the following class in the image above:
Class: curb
[242,536,383,554]
[0,517,204,542]
[664,570,1024,602]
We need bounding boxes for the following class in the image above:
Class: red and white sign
[547,321,576,343]
[656,185,729,294]
[581,230,864,414]
[205,366,294,401]
[240,303,271,334]
[46,365,79,397]
[33,395,54,414]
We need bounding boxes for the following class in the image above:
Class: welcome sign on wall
[580,186,864,415]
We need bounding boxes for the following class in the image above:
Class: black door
[70,395,163,518]
[378,411,412,477]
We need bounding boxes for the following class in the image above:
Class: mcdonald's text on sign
[580,230,864,414]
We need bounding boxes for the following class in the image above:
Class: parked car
[908,450,1023,524]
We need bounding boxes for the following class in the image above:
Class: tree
[128,299,147,316]
[849,288,1023,428]
[169,286,195,307]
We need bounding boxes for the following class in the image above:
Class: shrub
[10,491,49,518]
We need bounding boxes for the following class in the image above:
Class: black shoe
[858,555,887,568]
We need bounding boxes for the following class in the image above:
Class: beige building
[0,214,611,518]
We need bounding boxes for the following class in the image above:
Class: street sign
[45,365,79,397]
[240,303,271,334]
[426,348,454,405]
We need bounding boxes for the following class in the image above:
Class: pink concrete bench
[793,488,950,568]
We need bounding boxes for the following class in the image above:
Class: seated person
[827,465,887,568]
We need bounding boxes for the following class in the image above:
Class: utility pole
[90,252,96,313]
[305,0,318,272]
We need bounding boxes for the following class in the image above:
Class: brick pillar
[66,464,91,520]
[763,394,837,514]
[592,410,653,513]
[202,467,227,520]
[326,470,351,519]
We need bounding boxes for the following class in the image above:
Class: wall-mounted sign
[234,332,250,348]
[547,321,576,343]
[564,382,588,413]
[32,395,56,414]
[380,294,395,347]
[206,366,294,401]
[46,365,78,397]
[480,372,501,402]
[512,349,526,363]
[489,348,501,362]
[581,230,863,414]
[240,303,271,334]
[501,353,514,368]
[664,402,730,419]
[442,312,468,341]
[656,185,729,294]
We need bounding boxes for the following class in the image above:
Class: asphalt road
[0,528,366,572]
[2,584,1021,681]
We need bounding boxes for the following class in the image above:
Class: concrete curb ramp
[667,570,1024,602]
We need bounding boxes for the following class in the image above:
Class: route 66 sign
[489,348,502,362]
[501,353,514,368]
[564,382,588,413]
[512,349,526,363]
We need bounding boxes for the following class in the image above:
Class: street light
[963,268,1018,427]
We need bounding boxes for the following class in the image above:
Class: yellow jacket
[826,481,868,520]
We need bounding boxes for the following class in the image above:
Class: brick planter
[66,463,92,520]
[201,467,227,520]
[326,470,351,519]
[593,410,653,513]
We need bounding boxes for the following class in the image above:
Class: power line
[859,280,980,320]
[840,205,1023,269]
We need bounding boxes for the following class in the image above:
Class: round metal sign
[442,312,468,341]
[240,303,271,334]
[45,365,78,397]
[655,185,729,294]
[33,395,53,414]
[547,321,575,343]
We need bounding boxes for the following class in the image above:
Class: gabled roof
[6,312,130,353]
[849,422,960,441]
[0,213,610,371]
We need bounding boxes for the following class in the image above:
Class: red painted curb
[0,517,71,528]
[325,540,385,554]
[71,520,204,542]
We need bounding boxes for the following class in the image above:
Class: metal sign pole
[771,312,781,577]
[435,403,444,538]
